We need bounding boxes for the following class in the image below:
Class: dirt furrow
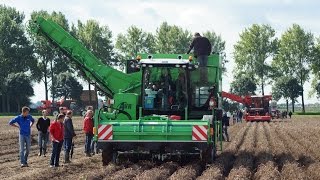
[253,122,280,180]
[226,122,257,180]
[168,162,204,180]
[134,161,179,180]
[107,161,155,180]
[284,126,320,161]
[268,122,306,180]
[197,122,251,180]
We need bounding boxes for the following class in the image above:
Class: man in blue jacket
[9,106,35,167]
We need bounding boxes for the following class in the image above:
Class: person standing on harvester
[9,106,34,167]
[187,32,212,83]
[36,110,50,157]
[64,110,76,163]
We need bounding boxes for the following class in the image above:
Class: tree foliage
[28,10,71,101]
[272,76,303,112]
[272,24,315,112]
[230,73,257,96]
[73,19,117,65]
[116,26,155,59]
[155,22,192,54]
[203,31,227,69]
[310,38,320,98]
[234,24,277,95]
[0,5,35,112]
[222,99,239,112]
[5,73,34,112]
[53,73,83,101]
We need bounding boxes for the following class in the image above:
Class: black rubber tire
[112,151,119,164]
[52,110,59,117]
[206,144,216,164]
[102,148,112,166]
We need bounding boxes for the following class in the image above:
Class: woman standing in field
[49,114,64,167]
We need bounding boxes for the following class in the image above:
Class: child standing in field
[83,110,94,157]
[49,114,64,167]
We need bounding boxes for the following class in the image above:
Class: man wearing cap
[187,33,212,83]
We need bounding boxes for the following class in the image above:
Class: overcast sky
[2,0,320,103]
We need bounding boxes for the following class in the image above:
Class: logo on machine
[192,125,208,141]
[120,102,132,110]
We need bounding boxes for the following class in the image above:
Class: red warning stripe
[98,125,113,140]
[192,125,208,141]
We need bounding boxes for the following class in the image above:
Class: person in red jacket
[49,114,65,167]
[83,110,94,157]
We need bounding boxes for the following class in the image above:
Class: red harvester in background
[222,91,272,122]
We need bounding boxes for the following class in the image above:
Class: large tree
[0,5,35,112]
[272,24,315,113]
[272,76,303,112]
[310,38,320,98]
[28,10,71,101]
[73,19,115,65]
[5,73,34,112]
[71,19,116,104]
[116,26,155,59]
[234,24,277,95]
[203,31,227,69]
[54,73,83,101]
[155,22,192,54]
[230,73,257,96]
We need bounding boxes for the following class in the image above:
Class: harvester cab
[135,54,221,119]
[139,55,194,118]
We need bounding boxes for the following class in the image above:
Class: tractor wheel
[102,148,112,166]
[52,110,59,117]
[112,151,119,164]
[205,144,216,164]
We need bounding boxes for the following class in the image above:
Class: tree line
[1,5,319,113]
[0,5,225,112]
[231,24,320,113]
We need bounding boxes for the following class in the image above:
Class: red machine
[37,99,70,116]
[222,91,272,122]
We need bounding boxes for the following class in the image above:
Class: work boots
[38,148,42,156]
[43,149,47,157]
[64,153,71,163]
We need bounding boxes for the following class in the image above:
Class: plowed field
[1,115,319,180]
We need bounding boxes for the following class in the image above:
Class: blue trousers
[50,141,63,166]
[38,131,49,153]
[64,138,73,154]
[85,133,93,154]
[19,135,31,165]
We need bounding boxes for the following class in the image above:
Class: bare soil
[1,115,319,180]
